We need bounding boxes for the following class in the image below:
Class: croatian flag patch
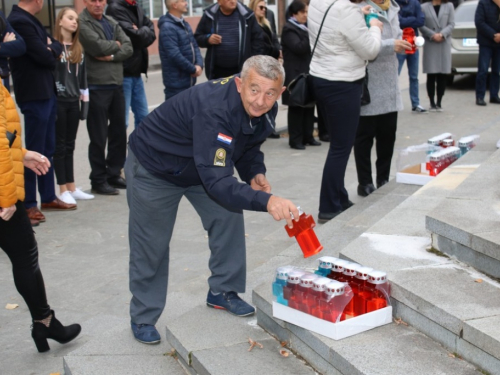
[217,133,232,145]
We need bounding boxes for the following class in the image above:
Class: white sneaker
[59,191,77,205]
[71,188,95,200]
[412,105,428,114]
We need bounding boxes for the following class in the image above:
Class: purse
[6,129,16,148]
[360,67,370,106]
[287,3,334,108]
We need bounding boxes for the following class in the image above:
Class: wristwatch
[110,54,114,61]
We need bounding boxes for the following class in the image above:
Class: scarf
[288,17,308,32]
[366,0,390,18]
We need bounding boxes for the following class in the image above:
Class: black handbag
[6,129,16,148]
[286,3,334,108]
[360,68,370,106]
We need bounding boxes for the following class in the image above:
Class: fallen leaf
[393,317,408,326]
[50,373,61,375]
[279,348,290,357]
[448,353,455,358]
[245,234,249,237]
[248,337,263,352]
[5,303,18,310]
[280,341,287,347]
[475,279,483,283]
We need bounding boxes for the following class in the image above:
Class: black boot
[31,310,81,353]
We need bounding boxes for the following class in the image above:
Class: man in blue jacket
[396,0,427,113]
[125,55,299,344]
[158,0,203,100]
[0,11,25,91]
[475,0,500,106]
[8,0,77,224]
[194,0,266,79]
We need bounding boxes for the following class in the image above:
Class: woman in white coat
[419,0,455,111]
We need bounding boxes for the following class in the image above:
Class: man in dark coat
[8,0,77,224]
[475,0,500,106]
[194,0,266,79]
[106,0,156,129]
[125,56,298,345]
[158,0,203,100]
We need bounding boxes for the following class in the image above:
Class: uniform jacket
[105,0,156,77]
[395,0,425,35]
[360,0,404,116]
[8,5,63,103]
[79,9,133,85]
[280,20,311,105]
[158,13,203,98]
[194,2,266,80]
[129,75,277,212]
[419,2,455,74]
[308,0,381,82]
[0,10,26,78]
[0,83,26,207]
[475,0,500,48]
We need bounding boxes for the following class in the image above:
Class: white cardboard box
[272,301,392,340]
[396,163,434,186]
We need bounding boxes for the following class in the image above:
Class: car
[449,0,482,84]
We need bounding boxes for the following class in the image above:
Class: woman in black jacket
[281,1,320,150]
[249,0,280,59]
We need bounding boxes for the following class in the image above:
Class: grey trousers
[125,149,247,325]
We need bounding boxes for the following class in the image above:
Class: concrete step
[254,148,500,375]
[426,149,500,279]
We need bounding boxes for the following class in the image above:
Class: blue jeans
[398,50,420,108]
[123,76,149,129]
[476,45,500,100]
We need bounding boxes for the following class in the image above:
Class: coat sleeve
[0,13,26,58]
[79,20,121,57]
[398,1,425,29]
[248,15,266,55]
[191,26,204,68]
[281,28,310,56]
[0,87,17,209]
[475,2,495,40]
[159,22,196,74]
[419,6,436,39]
[112,23,133,61]
[440,4,455,39]
[106,4,156,48]
[194,13,212,48]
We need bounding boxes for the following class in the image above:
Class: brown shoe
[30,218,40,227]
[26,207,46,222]
[41,198,77,211]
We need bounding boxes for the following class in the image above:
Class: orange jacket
[0,82,26,207]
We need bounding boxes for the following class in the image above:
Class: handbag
[287,3,334,108]
[360,67,370,106]
[6,129,16,148]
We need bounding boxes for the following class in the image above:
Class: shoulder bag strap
[311,2,335,57]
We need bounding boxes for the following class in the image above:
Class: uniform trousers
[0,201,51,320]
[354,112,398,186]
[125,149,246,325]
[312,76,362,214]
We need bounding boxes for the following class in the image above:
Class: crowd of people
[0,0,497,353]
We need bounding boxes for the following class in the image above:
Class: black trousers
[212,66,240,80]
[0,201,50,320]
[312,76,362,214]
[87,87,127,185]
[54,99,80,185]
[317,106,327,138]
[426,73,447,106]
[354,112,398,186]
[287,105,315,147]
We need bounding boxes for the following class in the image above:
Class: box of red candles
[271,258,392,340]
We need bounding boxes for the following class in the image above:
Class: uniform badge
[214,148,226,167]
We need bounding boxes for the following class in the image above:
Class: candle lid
[355,266,374,280]
[299,273,319,288]
[318,256,338,269]
[325,280,345,296]
[367,270,388,284]
[287,270,307,284]
[312,277,331,292]
[276,266,295,280]
[343,262,361,276]
[331,259,350,273]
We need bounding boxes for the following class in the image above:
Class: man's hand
[0,205,16,221]
[267,196,299,228]
[95,55,113,61]
[394,39,412,53]
[3,32,16,43]
[208,34,222,45]
[116,40,122,47]
[250,173,271,193]
[23,151,50,176]
[494,33,500,43]
[47,36,52,45]
[132,24,138,30]
[191,65,203,77]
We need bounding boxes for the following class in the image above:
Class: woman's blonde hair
[54,7,83,65]
[249,0,271,30]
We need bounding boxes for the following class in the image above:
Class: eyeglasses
[258,5,267,11]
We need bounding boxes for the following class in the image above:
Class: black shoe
[376,179,388,189]
[490,97,500,104]
[319,134,330,142]
[31,310,81,353]
[357,183,376,197]
[305,139,321,146]
[107,176,127,189]
[476,98,487,106]
[290,144,305,150]
[92,182,119,195]
[268,132,280,139]
[318,210,342,223]
[341,200,354,211]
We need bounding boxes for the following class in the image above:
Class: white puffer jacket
[308,0,382,82]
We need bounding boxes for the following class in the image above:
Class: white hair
[241,55,285,85]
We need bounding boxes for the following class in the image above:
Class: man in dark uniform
[125,55,298,344]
